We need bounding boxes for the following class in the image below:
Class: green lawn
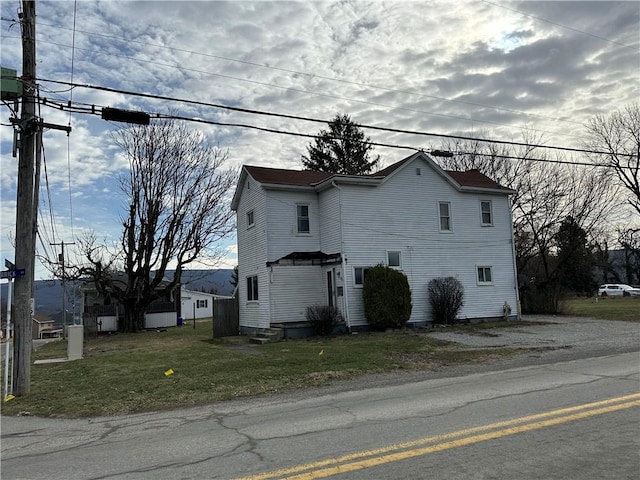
[1,321,519,417]
[563,297,640,322]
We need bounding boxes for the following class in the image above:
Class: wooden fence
[213,298,239,337]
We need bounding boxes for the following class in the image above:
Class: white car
[598,284,640,297]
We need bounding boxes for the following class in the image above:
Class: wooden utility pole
[12,0,37,396]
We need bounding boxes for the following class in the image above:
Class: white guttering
[331,180,351,332]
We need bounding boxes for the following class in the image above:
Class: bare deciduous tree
[584,103,640,215]
[58,118,238,332]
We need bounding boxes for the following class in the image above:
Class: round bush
[363,265,412,330]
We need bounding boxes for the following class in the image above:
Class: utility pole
[12,0,37,397]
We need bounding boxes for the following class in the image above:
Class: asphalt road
[1,316,639,479]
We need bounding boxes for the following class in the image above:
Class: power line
[27,39,586,141]
[26,20,590,128]
[33,97,630,170]
[37,78,635,159]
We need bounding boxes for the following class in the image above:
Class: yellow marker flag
[4,394,15,402]
[164,369,174,377]
[319,350,324,356]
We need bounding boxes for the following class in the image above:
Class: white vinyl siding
[269,265,326,323]
[266,190,321,261]
[338,157,517,327]
[236,175,270,329]
[236,154,518,330]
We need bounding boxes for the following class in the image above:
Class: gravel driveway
[425,314,640,355]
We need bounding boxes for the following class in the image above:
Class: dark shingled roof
[244,165,333,186]
[244,158,510,191]
[446,169,505,189]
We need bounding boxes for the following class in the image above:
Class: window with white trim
[477,266,493,285]
[354,267,371,287]
[439,201,452,232]
[246,210,254,228]
[197,299,208,308]
[480,200,493,226]
[387,251,401,268]
[247,275,259,301]
[296,204,310,234]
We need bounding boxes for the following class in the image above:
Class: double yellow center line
[237,392,640,480]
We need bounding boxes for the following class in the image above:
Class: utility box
[1,67,22,100]
[67,325,84,360]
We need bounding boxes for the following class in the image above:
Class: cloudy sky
[1,0,638,279]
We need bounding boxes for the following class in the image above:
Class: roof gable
[232,152,513,210]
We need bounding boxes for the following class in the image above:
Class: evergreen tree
[556,216,596,295]
[302,113,379,174]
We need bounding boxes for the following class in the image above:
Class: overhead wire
[28,39,586,142]
[33,97,628,169]
[24,20,590,128]
[37,79,635,159]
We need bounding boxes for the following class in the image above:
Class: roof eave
[459,186,517,195]
[314,175,384,191]
[230,168,249,211]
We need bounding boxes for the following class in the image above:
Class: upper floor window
[387,251,401,268]
[296,204,310,234]
[477,266,493,285]
[439,201,452,232]
[247,275,259,301]
[246,210,255,228]
[480,200,493,226]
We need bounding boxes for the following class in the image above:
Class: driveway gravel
[425,315,640,353]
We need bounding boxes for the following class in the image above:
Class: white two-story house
[231,151,519,336]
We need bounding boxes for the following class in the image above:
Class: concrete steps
[249,327,284,345]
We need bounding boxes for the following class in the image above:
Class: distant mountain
[172,269,235,295]
[1,269,234,322]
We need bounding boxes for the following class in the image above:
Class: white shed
[180,288,215,320]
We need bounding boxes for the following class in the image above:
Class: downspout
[331,180,351,332]
[508,196,521,320]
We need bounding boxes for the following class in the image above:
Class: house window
[354,267,371,287]
[296,204,310,234]
[247,275,259,301]
[247,210,255,228]
[477,266,493,285]
[197,299,208,308]
[387,251,401,268]
[481,200,493,226]
[439,202,451,232]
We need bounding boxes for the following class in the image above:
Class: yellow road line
[236,393,640,480]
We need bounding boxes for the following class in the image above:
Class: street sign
[0,269,25,279]
[4,259,15,270]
